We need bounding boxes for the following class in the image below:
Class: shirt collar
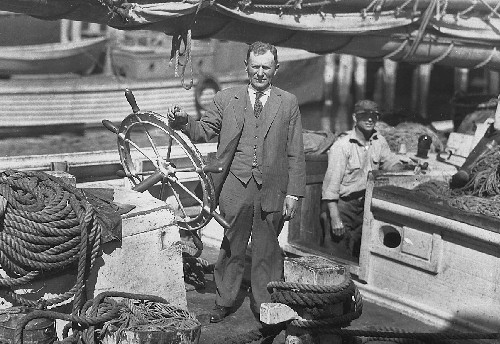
[248,85,271,97]
[348,128,378,145]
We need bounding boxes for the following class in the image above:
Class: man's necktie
[254,92,264,118]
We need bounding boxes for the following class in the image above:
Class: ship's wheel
[102,89,229,231]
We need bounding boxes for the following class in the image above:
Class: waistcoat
[230,94,264,185]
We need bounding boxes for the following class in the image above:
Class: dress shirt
[322,129,402,201]
[248,85,271,109]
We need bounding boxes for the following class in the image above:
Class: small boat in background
[0,36,108,76]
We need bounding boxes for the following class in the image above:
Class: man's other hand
[330,216,345,237]
[282,196,299,221]
[167,105,188,130]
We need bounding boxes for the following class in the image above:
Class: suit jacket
[185,85,306,212]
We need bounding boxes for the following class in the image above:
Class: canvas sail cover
[2,0,500,69]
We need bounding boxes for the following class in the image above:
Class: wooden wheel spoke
[125,137,160,169]
[167,180,189,220]
[135,115,161,160]
[167,176,204,206]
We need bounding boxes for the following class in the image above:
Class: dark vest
[230,94,264,185]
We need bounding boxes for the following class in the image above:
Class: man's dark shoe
[209,305,231,323]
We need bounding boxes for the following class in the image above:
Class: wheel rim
[117,111,216,231]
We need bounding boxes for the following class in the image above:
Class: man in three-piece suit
[167,41,306,323]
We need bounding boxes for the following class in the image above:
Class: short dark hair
[246,41,278,65]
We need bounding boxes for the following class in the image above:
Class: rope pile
[376,121,444,153]
[100,295,200,342]
[0,169,103,312]
[413,145,500,219]
[14,292,199,344]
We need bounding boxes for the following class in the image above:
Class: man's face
[354,111,379,133]
[245,51,279,91]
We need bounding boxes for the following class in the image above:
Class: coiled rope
[413,146,500,219]
[0,169,103,313]
[268,271,363,329]
[14,291,199,344]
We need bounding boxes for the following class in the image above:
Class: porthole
[379,225,402,248]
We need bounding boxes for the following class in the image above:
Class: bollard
[262,256,348,344]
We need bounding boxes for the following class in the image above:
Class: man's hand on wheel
[166,105,188,130]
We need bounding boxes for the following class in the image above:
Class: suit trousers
[214,172,284,311]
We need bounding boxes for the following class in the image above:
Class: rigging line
[403,0,438,59]
[440,0,448,16]
[375,0,386,12]
[252,0,330,10]
[383,39,409,60]
[365,0,380,12]
[396,0,415,16]
[427,41,454,64]
[457,1,477,18]
[473,47,497,69]
[478,0,500,20]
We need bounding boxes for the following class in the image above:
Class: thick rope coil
[267,270,352,293]
[271,280,356,307]
[0,170,103,309]
[267,270,363,333]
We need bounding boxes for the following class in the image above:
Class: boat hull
[0,74,246,130]
[358,174,500,333]
[0,37,108,75]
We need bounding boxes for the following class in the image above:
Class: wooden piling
[321,54,336,132]
[454,68,469,93]
[488,70,499,95]
[383,59,398,113]
[335,54,354,132]
[417,64,432,119]
[353,57,367,102]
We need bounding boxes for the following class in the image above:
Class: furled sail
[1,0,500,69]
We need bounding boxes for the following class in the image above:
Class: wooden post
[373,66,384,108]
[321,54,336,132]
[454,68,469,93]
[60,19,70,43]
[71,21,82,42]
[493,94,500,132]
[86,23,102,36]
[353,57,367,103]
[410,67,419,114]
[488,70,499,96]
[335,54,354,133]
[417,64,432,119]
[383,59,398,113]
